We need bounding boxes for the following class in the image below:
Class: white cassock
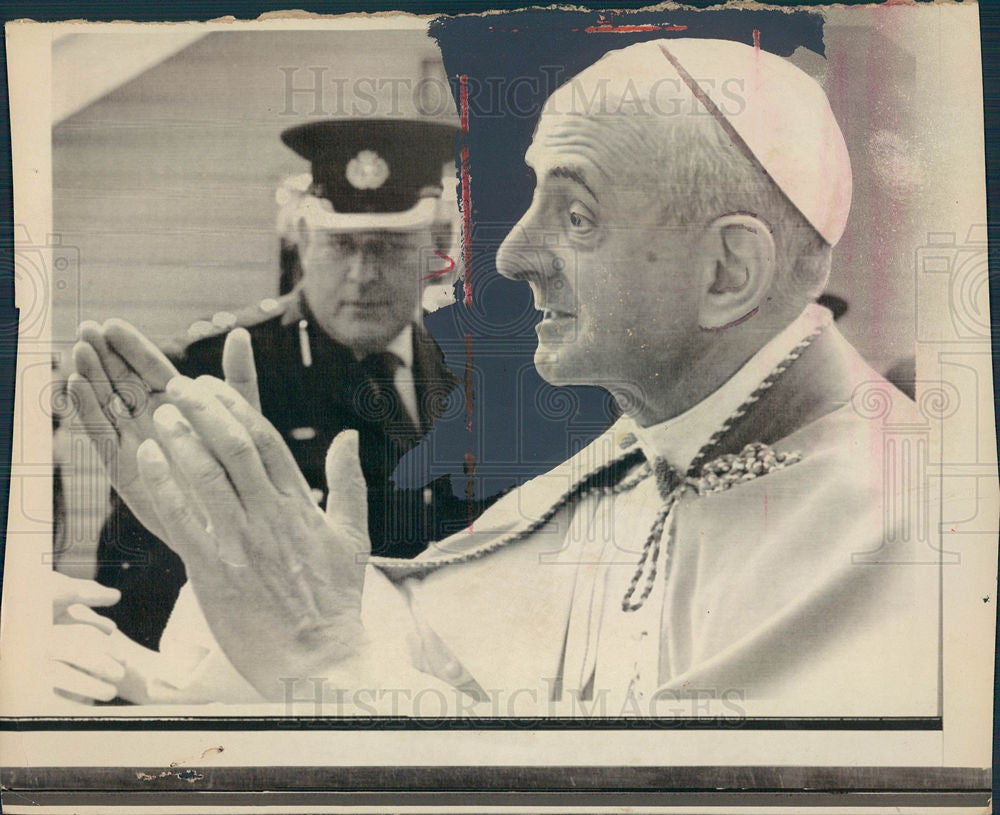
[151,305,940,716]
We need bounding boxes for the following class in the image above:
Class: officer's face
[496,110,706,402]
[298,227,432,353]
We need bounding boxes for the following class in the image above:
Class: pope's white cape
[153,324,939,716]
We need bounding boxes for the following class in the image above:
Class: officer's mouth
[342,299,391,313]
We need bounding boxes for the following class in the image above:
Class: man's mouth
[541,308,575,321]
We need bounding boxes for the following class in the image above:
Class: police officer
[96,118,473,650]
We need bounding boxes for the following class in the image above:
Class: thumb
[222,328,261,411]
[324,429,369,535]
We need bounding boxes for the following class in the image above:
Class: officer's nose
[346,245,381,285]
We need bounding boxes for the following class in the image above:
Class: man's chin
[533,348,580,386]
[326,321,402,353]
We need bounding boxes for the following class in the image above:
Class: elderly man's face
[496,112,706,397]
[299,227,432,353]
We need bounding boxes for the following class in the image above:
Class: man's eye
[326,234,357,253]
[567,202,596,234]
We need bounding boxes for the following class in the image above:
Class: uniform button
[423,487,433,506]
[310,488,324,505]
[120,562,130,570]
[290,426,317,441]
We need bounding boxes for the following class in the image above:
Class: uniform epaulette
[167,293,299,356]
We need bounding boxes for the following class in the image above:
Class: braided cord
[375,447,648,578]
[684,323,826,479]
[620,321,827,612]
[377,321,826,586]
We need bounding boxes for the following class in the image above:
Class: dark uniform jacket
[96,291,477,649]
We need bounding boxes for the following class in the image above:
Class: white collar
[628,304,832,472]
[384,323,414,370]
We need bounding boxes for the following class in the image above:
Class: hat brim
[296,195,442,233]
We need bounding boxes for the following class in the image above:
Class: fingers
[136,437,221,566]
[50,625,126,683]
[49,624,126,702]
[163,377,271,504]
[51,571,121,614]
[197,376,311,499]
[102,318,180,393]
[222,328,261,411]
[51,661,120,703]
[67,373,121,476]
[77,323,148,417]
[63,603,119,635]
[71,339,118,418]
[325,430,369,534]
[149,406,238,523]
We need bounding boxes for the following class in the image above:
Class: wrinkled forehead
[524,45,697,175]
[524,108,665,182]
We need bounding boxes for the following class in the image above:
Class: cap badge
[345,149,390,190]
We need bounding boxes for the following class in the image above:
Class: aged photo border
[0,0,996,810]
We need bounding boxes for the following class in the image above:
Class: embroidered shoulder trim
[687,442,801,495]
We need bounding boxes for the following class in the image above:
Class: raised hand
[68,319,262,541]
[135,375,371,700]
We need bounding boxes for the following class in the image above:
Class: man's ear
[698,213,776,330]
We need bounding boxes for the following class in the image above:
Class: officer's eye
[366,234,406,259]
[567,201,596,236]
[326,233,358,254]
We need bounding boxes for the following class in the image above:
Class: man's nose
[497,222,545,285]
[346,248,380,284]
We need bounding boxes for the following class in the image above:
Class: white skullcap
[549,38,852,246]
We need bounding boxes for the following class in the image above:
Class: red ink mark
[458,75,473,309]
[458,76,476,530]
[459,74,469,133]
[585,12,686,33]
[420,250,456,281]
[753,28,760,52]
[461,147,472,308]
